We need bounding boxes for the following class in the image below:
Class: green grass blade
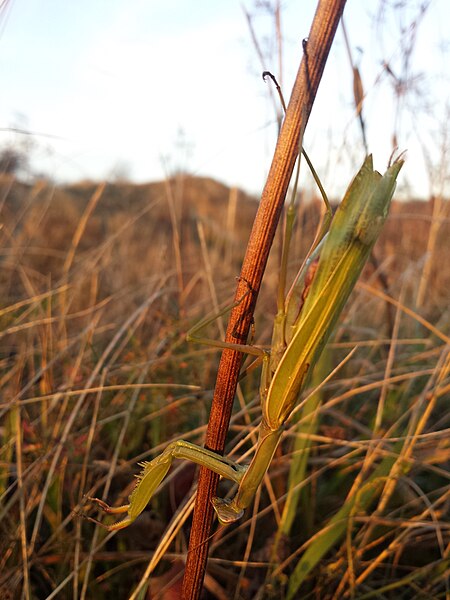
[286,448,399,599]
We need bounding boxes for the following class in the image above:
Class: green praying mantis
[85,153,403,530]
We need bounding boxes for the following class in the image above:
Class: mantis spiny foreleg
[86,440,248,531]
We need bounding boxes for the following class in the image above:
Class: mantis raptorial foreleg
[83,153,403,531]
[85,287,268,531]
[87,440,248,530]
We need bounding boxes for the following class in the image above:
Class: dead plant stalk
[181,1,347,598]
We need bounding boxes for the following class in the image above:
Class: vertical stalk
[182,1,347,597]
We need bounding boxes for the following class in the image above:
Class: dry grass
[0,172,449,599]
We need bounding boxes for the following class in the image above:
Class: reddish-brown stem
[182,1,347,598]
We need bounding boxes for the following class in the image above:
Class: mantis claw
[78,497,134,531]
[85,496,130,515]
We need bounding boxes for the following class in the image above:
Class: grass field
[0,171,449,599]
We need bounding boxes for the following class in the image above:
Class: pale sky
[0,1,448,199]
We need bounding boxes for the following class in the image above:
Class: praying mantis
[85,153,403,530]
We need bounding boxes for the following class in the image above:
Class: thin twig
[181,1,347,598]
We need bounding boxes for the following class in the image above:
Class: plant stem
[182,1,347,598]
